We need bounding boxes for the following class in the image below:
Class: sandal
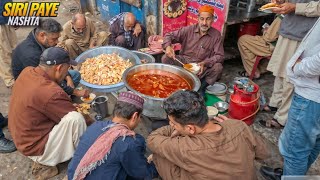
[238,71,249,77]
[259,118,284,129]
[262,105,278,112]
[238,71,261,80]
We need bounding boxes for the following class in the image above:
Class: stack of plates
[206,82,227,96]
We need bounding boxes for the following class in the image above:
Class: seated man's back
[9,47,88,179]
[9,66,75,156]
[68,121,153,180]
[68,92,157,180]
[149,120,268,180]
[147,90,270,180]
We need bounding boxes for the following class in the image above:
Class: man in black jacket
[12,18,88,97]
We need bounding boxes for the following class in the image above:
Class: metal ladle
[162,50,185,66]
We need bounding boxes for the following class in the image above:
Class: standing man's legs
[263,36,300,126]
[278,93,320,175]
[273,79,294,126]
[269,76,284,109]
[0,25,17,87]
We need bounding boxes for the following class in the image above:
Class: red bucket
[228,84,260,125]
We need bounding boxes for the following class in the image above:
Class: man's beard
[76,31,84,36]
[73,27,84,36]
[43,38,52,48]
[75,31,84,36]
[124,26,129,32]
[200,25,210,33]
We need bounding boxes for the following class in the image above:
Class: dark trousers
[60,70,81,95]
[0,113,4,137]
[115,32,145,50]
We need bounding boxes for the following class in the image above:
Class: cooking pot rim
[122,63,201,101]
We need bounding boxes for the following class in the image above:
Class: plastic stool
[250,56,271,80]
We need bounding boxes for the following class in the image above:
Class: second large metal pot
[122,63,201,119]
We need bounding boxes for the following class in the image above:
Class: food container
[226,88,234,103]
[131,50,156,63]
[207,106,218,119]
[184,63,200,74]
[80,93,96,103]
[75,46,140,92]
[123,63,201,119]
[213,101,229,114]
[206,82,227,95]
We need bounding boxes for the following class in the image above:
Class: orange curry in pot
[127,69,192,98]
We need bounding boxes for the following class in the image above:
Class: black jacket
[12,29,45,80]
[11,30,75,95]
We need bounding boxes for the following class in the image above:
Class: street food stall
[77,0,269,122]
[81,0,274,59]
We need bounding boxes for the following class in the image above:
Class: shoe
[0,136,17,153]
[262,105,278,113]
[260,166,283,180]
[32,162,58,180]
[238,71,261,80]
[0,114,8,128]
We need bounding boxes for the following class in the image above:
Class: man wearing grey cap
[9,47,94,179]
[68,92,158,180]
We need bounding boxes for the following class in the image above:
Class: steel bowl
[213,101,229,114]
[122,63,201,119]
[75,46,140,92]
[131,50,156,63]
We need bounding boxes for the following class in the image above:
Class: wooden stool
[249,56,271,80]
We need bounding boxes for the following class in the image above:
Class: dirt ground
[0,0,319,179]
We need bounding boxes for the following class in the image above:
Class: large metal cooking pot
[75,46,140,92]
[122,63,201,119]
